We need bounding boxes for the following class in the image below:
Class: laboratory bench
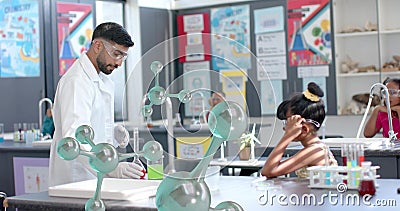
[5,177,400,211]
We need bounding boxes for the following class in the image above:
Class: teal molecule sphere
[215,201,244,211]
[85,198,105,211]
[177,89,192,103]
[208,101,248,140]
[57,137,80,160]
[148,86,166,105]
[150,61,163,75]
[89,143,119,174]
[75,125,95,146]
[156,171,211,211]
[143,140,163,162]
[141,105,153,117]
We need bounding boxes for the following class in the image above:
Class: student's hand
[391,105,400,115]
[284,115,304,137]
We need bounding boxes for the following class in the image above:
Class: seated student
[42,108,55,137]
[364,77,400,139]
[261,82,337,178]
[206,91,225,122]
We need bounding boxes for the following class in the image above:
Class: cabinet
[333,0,400,115]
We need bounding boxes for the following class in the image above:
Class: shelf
[337,71,399,78]
[335,31,378,38]
[380,29,400,35]
[337,72,379,77]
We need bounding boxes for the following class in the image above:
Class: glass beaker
[358,161,376,196]
[147,157,164,180]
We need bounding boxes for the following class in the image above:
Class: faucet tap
[39,98,53,137]
[369,83,397,145]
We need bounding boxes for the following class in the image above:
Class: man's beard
[97,54,117,75]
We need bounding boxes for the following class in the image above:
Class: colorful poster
[287,0,331,66]
[57,2,93,76]
[177,13,210,63]
[0,0,40,77]
[254,6,284,34]
[211,5,251,71]
[13,157,49,195]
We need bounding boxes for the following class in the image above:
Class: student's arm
[261,115,309,177]
[364,105,386,138]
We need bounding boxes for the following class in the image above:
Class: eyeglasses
[100,40,128,61]
[387,89,400,97]
[282,119,321,128]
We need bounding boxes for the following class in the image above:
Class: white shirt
[49,53,115,186]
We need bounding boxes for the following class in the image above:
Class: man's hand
[107,162,144,179]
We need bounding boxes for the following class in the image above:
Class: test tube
[346,144,353,168]
[341,144,347,166]
[357,144,365,166]
[133,127,139,153]
[325,145,331,185]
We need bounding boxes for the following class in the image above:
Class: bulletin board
[174,0,337,117]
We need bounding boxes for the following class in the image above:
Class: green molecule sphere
[141,105,153,117]
[57,137,80,160]
[143,140,163,162]
[178,89,192,103]
[208,101,248,141]
[150,61,164,75]
[75,125,95,146]
[148,86,166,105]
[89,143,119,174]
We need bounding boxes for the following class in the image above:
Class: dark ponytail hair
[277,82,325,130]
[383,77,400,87]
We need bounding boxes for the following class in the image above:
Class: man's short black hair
[92,22,134,47]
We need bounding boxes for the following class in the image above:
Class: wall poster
[211,5,251,71]
[0,0,40,77]
[57,2,93,76]
[287,0,331,66]
[177,13,211,63]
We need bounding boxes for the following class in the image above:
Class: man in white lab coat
[49,22,144,186]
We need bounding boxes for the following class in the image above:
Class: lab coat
[49,53,115,187]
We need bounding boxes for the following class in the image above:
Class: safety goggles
[101,39,128,61]
[387,89,400,97]
[282,119,321,128]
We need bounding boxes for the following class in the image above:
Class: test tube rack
[307,165,380,189]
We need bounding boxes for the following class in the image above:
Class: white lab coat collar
[78,53,113,96]
[79,53,100,82]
